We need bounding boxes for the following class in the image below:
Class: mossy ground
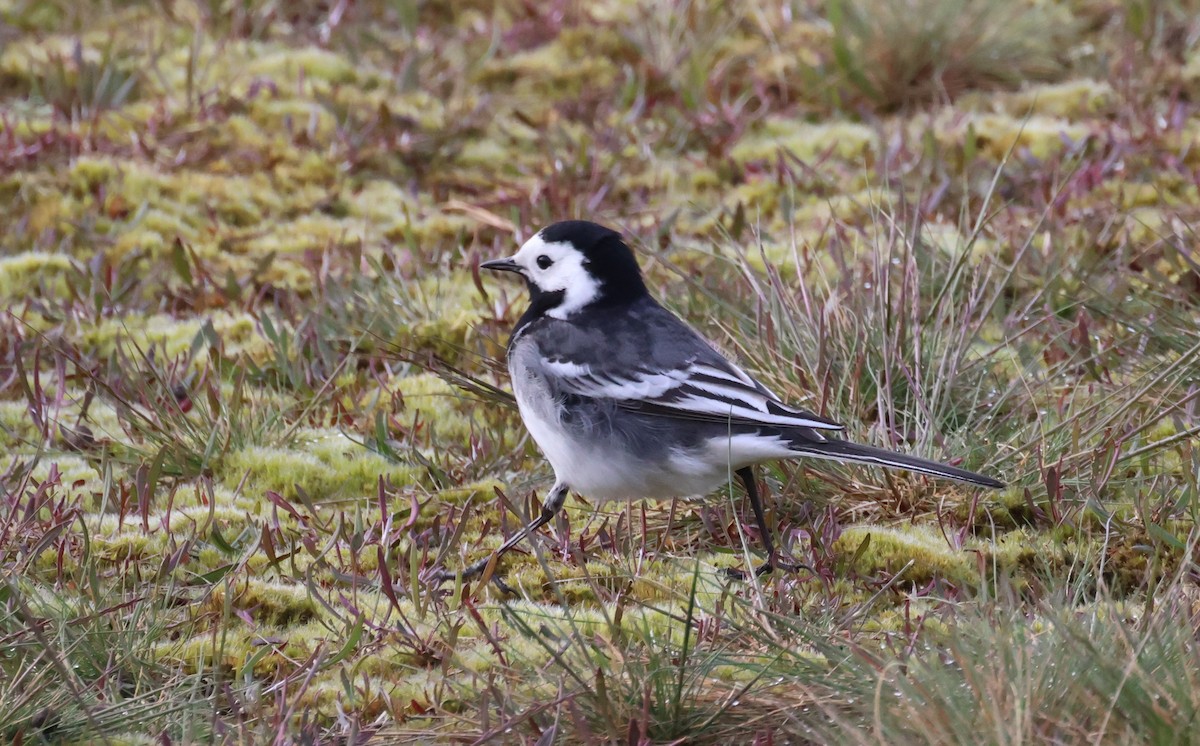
[1,0,1199,743]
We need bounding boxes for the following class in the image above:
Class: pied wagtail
[439,220,1003,582]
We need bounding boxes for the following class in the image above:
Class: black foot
[429,554,494,585]
[724,559,813,581]
[724,466,816,581]
[489,574,518,596]
[723,565,752,581]
[428,482,571,590]
[428,559,519,597]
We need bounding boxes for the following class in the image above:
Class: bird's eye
[536,255,553,269]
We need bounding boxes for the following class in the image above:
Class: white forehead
[513,233,574,266]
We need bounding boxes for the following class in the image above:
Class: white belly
[508,343,795,502]
[513,392,794,501]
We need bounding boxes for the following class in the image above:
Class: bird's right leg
[431,481,570,585]
[725,466,811,580]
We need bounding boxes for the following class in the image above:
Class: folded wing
[543,355,844,431]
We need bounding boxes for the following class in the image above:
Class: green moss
[221,579,321,626]
[949,113,1090,162]
[154,627,254,674]
[222,428,416,502]
[79,314,202,357]
[91,736,158,746]
[688,166,723,192]
[8,581,82,619]
[221,446,339,500]
[382,90,450,131]
[626,557,734,603]
[836,524,978,587]
[119,208,195,253]
[981,79,1116,119]
[218,114,281,155]
[732,119,878,164]
[0,399,41,446]
[398,209,476,245]
[451,639,503,674]
[298,427,419,490]
[983,486,1040,529]
[475,28,626,101]
[389,373,479,444]
[0,111,55,140]
[1146,418,1179,442]
[346,179,420,228]
[491,599,613,634]
[457,138,516,169]
[120,502,251,534]
[796,187,891,228]
[838,523,1083,593]
[246,98,338,144]
[0,0,72,32]
[921,219,993,262]
[211,311,274,360]
[29,455,103,495]
[70,310,269,360]
[89,529,170,563]
[983,528,1044,568]
[244,45,358,87]
[351,631,438,678]
[435,478,506,506]
[151,168,288,226]
[0,33,139,97]
[0,251,74,300]
[65,156,337,266]
[1182,47,1200,99]
[68,155,122,193]
[241,214,369,257]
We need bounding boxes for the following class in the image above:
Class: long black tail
[789,438,1004,488]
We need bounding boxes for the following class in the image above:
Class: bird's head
[481,221,647,318]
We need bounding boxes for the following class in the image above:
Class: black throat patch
[509,284,565,350]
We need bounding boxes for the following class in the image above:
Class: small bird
[442,220,1003,582]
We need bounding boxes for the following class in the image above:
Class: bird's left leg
[727,466,810,579]
[431,481,571,586]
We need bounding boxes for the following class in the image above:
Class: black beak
[480,257,522,274]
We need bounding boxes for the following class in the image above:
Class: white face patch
[510,233,601,319]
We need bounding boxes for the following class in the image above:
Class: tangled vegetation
[1,0,1198,742]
